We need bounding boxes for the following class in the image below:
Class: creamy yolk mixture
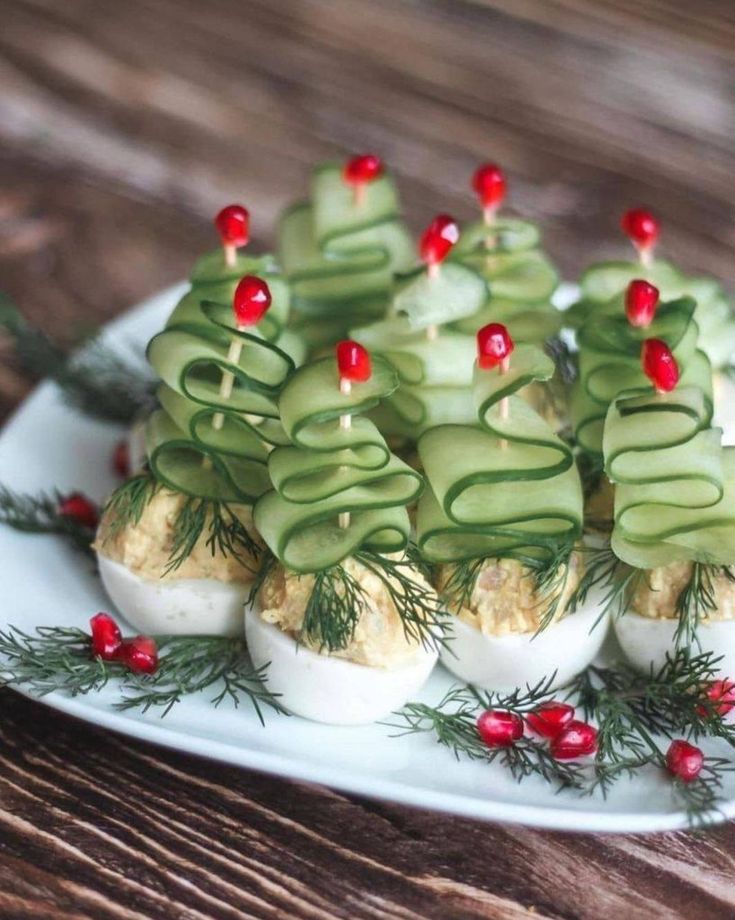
[631,562,735,621]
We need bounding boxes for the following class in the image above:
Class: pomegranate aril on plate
[477,322,514,370]
[58,492,99,529]
[476,710,524,748]
[641,338,679,393]
[233,276,272,327]
[625,279,659,328]
[90,612,122,661]
[420,214,459,266]
[666,739,703,783]
[697,679,735,717]
[336,340,371,383]
[550,720,598,760]
[214,204,250,248]
[121,635,158,675]
[525,701,575,739]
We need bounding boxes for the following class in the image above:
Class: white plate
[2,284,735,834]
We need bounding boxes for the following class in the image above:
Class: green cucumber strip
[458,249,559,302]
[311,164,401,248]
[392,263,488,328]
[453,218,540,256]
[579,259,684,303]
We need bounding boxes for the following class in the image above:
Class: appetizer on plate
[96,207,302,636]
[416,322,606,691]
[249,340,443,724]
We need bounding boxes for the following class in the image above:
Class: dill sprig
[570,543,647,627]
[302,563,367,652]
[544,335,578,386]
[0,296,155,424]
[103,472,160,536]
[387,679,586,791]
[166,497,261,574]
[0,485,95,555]
[675,563,735,648]
[0,626,284,722]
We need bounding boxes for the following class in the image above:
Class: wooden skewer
[339,377,352,528]
[499,355,510,450]
[224,243,237,267]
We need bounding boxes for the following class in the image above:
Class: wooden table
[2,1,735,916]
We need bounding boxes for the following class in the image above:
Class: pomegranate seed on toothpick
[343,154,383,207]
[215,204,250,268]
[625,279,659,328]
[621,208,659,266]
[477,323,514,371]
[233,275,272,327]
[666,739,703,783]
[420,214,459,278]
[477,710,524,748]
[472,163,506,224]
[550,720,598,760]
[525,701,575,739]
[335,340,371,529]
[90,613,122,661]
[641,338,679,393]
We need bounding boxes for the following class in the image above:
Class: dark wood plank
[1,0,735,917]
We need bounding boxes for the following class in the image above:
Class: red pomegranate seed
[666,739,703,783]
[621,208,660,251]
[550,720,598,760]
[472,163,507,211]
[214,204,250,248]
[336,340,371,383]
[112,440,130,478]
[233,275,272,327]
[420,214,459,266]
[120,635,158,675]
[525,701,575,739]
[90,612,123,661]
[697,679,735,718]
[343,154,383,186]
[477,323,514,370]
[641,338,679,393]
[477,710,524,748]
[58,493,99,529]
[625,279,659,328]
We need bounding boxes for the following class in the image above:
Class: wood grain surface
[2,0,735,916]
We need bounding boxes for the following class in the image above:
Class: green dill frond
[570,543,647,627]
[103,472,160,538]
[301,564,367,653]
[674,563,735,649]
[544,335,578,385]
[0,485,95,555]
[441,557,486,613]
[166,497,261,574]
[0,626,113,695]
[0,296,155,424]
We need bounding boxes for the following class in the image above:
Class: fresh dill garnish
[301,563,367,653]
[570,543,647,627]
[0,626,284,722]
[102,471,160,536]
[166,497,261,574]
[0,296,156,424]
[386,678,586,791]
[0,485,96,555]
[674,563,735,649]
[544,335,578,385]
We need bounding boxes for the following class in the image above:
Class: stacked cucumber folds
[449,163,561,347]
[598,326,735,670]
[416,324,604,691]
[569,208,735,371]
[278,155,414,353]
[96,206,302,637]
[252,339,443,647]
[351,213,488,443]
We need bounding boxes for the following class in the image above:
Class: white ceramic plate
[2,284,735,834]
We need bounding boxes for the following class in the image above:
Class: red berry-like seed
[641,338,679,392]
[550,720,598,760]
[58,492,99,529]
[336,339,371,383]
[90,612,122,661]
[420,214,459,266]
[477,710,524,748]
[625,279,660,328]
[477,323,514,370]
[666,739,704,783]
[112,440,130,478]
[697,679,735,718]
[343,154,383,185]
[525,701,575,739]
[233,275,272,327]
[121,635,158,675]
[472,163,507,209]
[214,204,250,248]
[621,208,660,250]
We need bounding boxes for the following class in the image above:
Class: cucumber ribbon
[604,384,735,568]
[569,258,735,370]
[254,355,423,572]
[145,251,304,503]
[278,164,414,350]
[572,295,713,455]
[416,344,583,563]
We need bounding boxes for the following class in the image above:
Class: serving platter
[2,283,735,834]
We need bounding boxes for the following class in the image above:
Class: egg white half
[98,553,249,637]
[244,605,438,725]
[439,591,608,691]
[614,612,735,677]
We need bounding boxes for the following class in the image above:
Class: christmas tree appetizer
[96,208,299,638]
[351,213,488,444]
[594,337,735,676]
[247,340,443,725]
[449,163,561,346]
[570,208,735,371]
[416,323,606,691]
[278,155,414,353]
